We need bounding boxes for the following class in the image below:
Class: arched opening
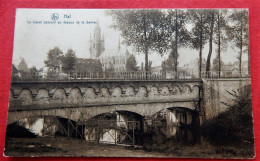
[146,107,199,144]
[167,107,200,143]
[6,116,85,140]
[83,110,144,145]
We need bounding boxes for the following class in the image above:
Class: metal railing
[11,70,250,82]
[200,71,250,79]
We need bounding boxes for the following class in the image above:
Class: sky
[12,9,248,69]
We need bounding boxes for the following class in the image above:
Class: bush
[202,91,254,145]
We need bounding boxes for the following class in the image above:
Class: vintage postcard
[4,9,254,158]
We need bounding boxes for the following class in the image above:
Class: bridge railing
[11,70,250,82]
[68,71,196,80]
[200,71,250,79]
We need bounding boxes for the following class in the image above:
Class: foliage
[205,10,216,76]
[188,10,211,50]
[61,49,77,74]
[161,51,178,72]
[202,90,254,145]
[165,9,191,75]
[212,56,224,72]
[44,47,63,71]
[148,60,152,72]
[16,66,41,81]
[46,70,59,80]
[213,9,229,77]
[188,10,212,77]
[28,66,41,80]
[227,9,249,73]
[126,54,138,71]
[108,9,169,72]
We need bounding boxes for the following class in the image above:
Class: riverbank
[4,137,254,158]
[4,137,169,157]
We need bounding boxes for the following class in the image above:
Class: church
[88,21,130,72]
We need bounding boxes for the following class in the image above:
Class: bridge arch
[167,107,199,125]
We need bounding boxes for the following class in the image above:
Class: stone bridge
[7,78,251,126]
[7,80,203,125]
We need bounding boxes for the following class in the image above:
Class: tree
[148,60,152,72]
[165,9,191,78]
[161,52,176,72]
[44,47,63,71]
[62,49,77,75]
[188,9,211,78]
[28,66,41,80]
[126,54,138,71]
[141,62,144,71]
[214,9,228,77]
[108,9,168,78]
[228,9,249,76]
[212,56,224,72]
[205,10,216,77]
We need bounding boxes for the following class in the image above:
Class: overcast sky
[12,9,248,69]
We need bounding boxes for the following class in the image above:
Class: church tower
[89,20,105,59]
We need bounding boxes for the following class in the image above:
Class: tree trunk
[142,14,149,79]
[199,15,203,78]
[239,17,243,78]
[145,46,148,78]
[217,12,221,78]
[206,12,215,78]
[175,9,178,79]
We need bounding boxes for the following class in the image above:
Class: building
[89,21,130,72]
[89,20,105,59]
[72,58,102,78]
[98,41,130,72]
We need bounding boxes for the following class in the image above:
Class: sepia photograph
[4,8,254,158]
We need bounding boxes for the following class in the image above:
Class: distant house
[72,58,103,78]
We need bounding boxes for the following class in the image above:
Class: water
[10,113,200,146]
